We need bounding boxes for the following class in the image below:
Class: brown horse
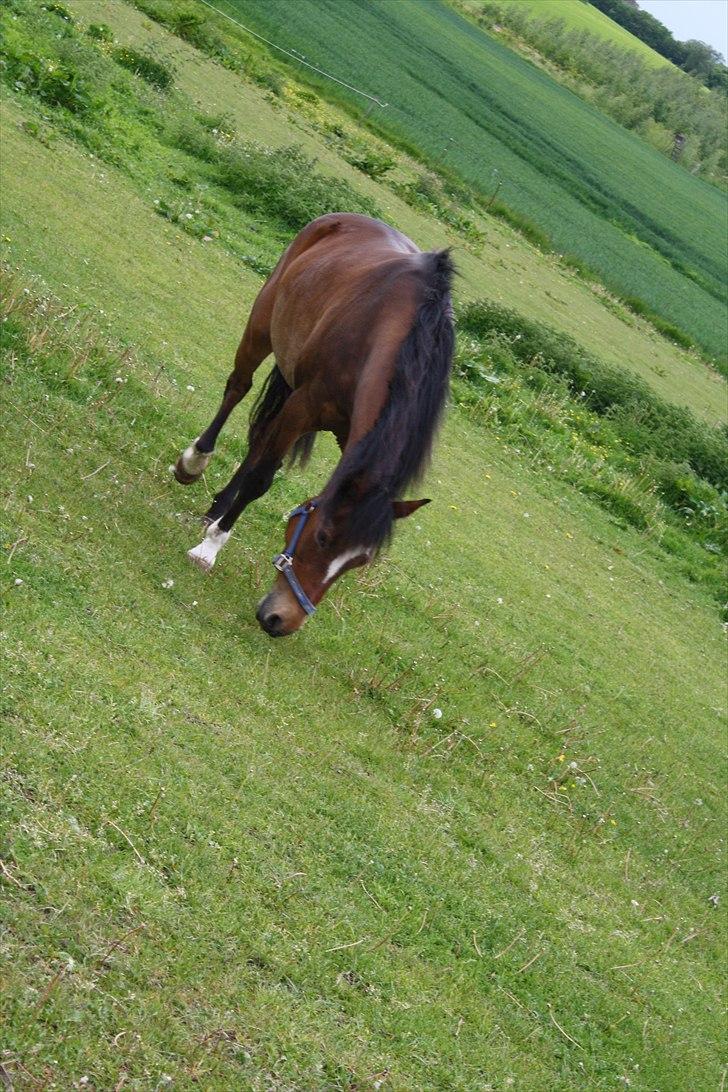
[174,213,454,637]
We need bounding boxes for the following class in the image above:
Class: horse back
[264,215,425,387]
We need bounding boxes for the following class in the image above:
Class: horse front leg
[173,320,271,485]
[187,391,312,572]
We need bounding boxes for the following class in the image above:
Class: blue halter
[272,500,318,616]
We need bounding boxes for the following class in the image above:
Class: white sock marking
[181,438,212,475]
[187,520,230,571]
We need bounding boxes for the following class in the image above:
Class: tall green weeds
[0,0,381,251]
[456,301,727,611]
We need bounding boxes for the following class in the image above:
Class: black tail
[248,365,316,468]
[321,248,455,553]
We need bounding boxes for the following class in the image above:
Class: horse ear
[392,498,431,519]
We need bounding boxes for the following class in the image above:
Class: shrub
[459,299,728,491]
[131,0,237,67]
[153,190,219,241]
[86,23,114,43]
[195,110,236,142]
[1,31,102,115]
[324,125,396,180]
[394,172,484,245]
[40,2,73,21]
[215,143,381,231]
[165,117,382,230]
[250,67,283,95]
[652,463,728,545]
[112,46,174,90]
[453,313,726,609]
[622,296,695,350]
[168,116,218,162]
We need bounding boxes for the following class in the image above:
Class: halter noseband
[272,500,318,616]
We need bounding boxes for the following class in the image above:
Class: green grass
[18,0,724,427]
[3,247,726,1092]
[1,5,726,1088]
[486,0,672,67]
[453,302,728,610]
[220,0,727,363]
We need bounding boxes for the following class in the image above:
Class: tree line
[587,0,727,90]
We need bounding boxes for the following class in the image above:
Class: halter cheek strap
[272,500,318,616]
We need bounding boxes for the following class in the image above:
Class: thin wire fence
[197,0,389,109]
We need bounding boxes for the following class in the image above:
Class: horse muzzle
[255,592,307,638]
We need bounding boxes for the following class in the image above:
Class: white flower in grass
[161,578,174,590]
[432,708,443,720]
[14,578,23,586]
[186,384,195,392]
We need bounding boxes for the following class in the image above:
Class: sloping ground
[228,0,727,361]
[486,0,672,67]
[4,0,725,426]
[1,6,726,1090]
[2,164,725,1092]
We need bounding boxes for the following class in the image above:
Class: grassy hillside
[225,0,727,363]
[27,0,723,425]
[485,0,672,67]
[1,2,726,1089]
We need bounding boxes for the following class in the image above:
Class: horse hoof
[173,441,212,485]
[187,544,214,572]
[173,459,202,485]
[187,522,229,572]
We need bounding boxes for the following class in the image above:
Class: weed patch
[0,0,381,260]
[454,306,727,610]
[112,45,175,90]
[459,300,728,490]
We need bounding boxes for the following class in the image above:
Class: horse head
[256,496,429,637]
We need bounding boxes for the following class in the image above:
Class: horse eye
[315,529,330,549]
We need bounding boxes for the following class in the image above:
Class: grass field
[480,0,672,67]
[1,2,726,1089]
[225,0,727,362]
[5,0,723,425]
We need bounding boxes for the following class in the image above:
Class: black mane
[320,249,455,553]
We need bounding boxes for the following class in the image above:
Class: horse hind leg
[172,320,271,485]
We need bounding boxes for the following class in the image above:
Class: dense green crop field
[1,2,726,1089]
[230,0,727,361]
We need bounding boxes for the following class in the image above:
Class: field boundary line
[197,0,389,107]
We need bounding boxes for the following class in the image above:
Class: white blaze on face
[324,547,367,584]
[187,519,230,571]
